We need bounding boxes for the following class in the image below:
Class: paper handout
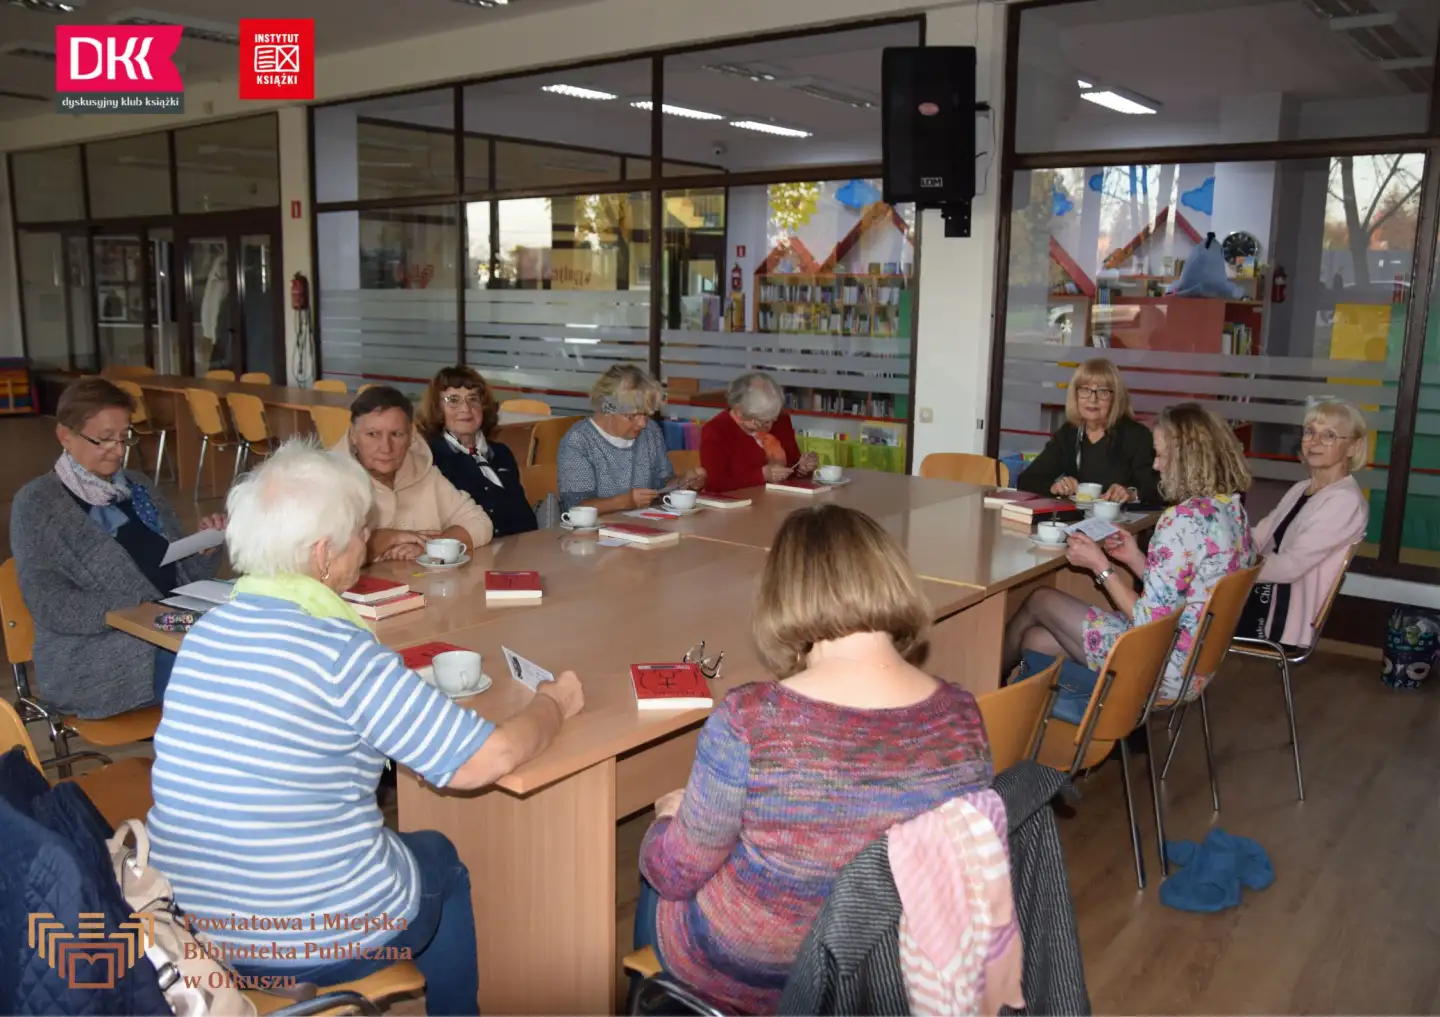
[502,646,555,692]
[160,528,225,566]
[1065,517,1120,542]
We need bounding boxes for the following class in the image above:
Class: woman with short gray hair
[557,364,706,511]
[148,438,584,1015]
[700,371,818,492]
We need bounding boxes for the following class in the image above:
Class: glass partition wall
[991,0,1440,580]
[308,19,923,466]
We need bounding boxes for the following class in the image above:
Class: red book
[630,662,714,711]
[401,641,465,680]
[485,570,542,601]
[598,523,681,546]
[351,591,426,621]
[983,489,1041,509]
[342,575,410,604]
[696,493,751,510]
[1001,498,1085,524]
[766,478,825,495]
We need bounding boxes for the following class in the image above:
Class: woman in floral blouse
[1004,403,1255,706]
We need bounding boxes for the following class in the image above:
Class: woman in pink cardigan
[1239,400,1368,646]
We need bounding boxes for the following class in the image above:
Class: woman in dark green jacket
[1016,357,1161,504]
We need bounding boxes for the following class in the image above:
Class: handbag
[106,820,258,1017]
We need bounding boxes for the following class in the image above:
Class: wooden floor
[4,413,1438,1015]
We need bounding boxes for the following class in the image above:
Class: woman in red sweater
[701,373,819,492]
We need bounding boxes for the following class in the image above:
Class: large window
[314,90,457,203]
[86,134,172,219]
[12,147,84,223]
[175,116,280,213]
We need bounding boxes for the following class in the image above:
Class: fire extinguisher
[1271,266,1287,304]
[290,272,310,311]
[731,263,743,293]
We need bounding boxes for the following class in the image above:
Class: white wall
[0,167,17,358]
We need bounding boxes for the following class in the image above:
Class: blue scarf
[53,453,164,539]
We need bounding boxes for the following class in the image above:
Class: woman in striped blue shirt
[146,440,584,1015]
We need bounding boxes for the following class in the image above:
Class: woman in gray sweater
[10,378,223,718]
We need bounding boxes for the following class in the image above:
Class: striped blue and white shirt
[147,594,493,968]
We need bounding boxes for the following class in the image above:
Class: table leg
[398,759,618,1015]
[929,593,1006,694]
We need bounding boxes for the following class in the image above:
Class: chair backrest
[919,452,1009,487]
[1068,611,1184,757]
[356,383,377,394]
[520,463,558,506]
[1310,544,1358,639]
[1171,562,1264,697]
[668,449,700,475]
[313,379,349,394]
[239,372,271,385]
[102,365,156,379]
[0,558,35,667]
[225,392,271,444]
[0,696,41,770]
[528,415,583,467]
[977,659,1059,773]
[204,369,236,382]
[113,378,150,425]
[310,405,352,449]
[500,398,551,416]
[184,387,227,437]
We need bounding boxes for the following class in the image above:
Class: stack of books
[1000,497,1085,530]
[343,577,427,620]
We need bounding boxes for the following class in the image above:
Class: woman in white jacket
[1239,400,1369,646]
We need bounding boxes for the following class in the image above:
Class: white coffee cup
[818,464,844,483]
[1075,482,1103,501]
[425,537,464,563]
[1092,500,1122,521]
[562,506,598,528]
[1036,521,1068,544]
[432,650,483,696]
[663,490,698,511]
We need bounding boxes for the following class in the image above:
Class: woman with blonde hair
[1005,403,1255,710]
[556,364,705,512]
[1016,357,1161,503]
[635,505,992,1014]
[1238,400,1368,645]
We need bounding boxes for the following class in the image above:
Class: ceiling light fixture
[0,88,48,101]
[703,62,779,83]
[0,41,57,61]
[450,0,509,6]
[1080,89,1159,115]
[110,9,240,44]
[541,84,617,100]
[1328,11,1397,31]
[1077,79,1093,89]
[8,0,84,13]
[1378,56,1431,71]
[630,100,723,120]
[729,120,812,137]
[791,82,878,109]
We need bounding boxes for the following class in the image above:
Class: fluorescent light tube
[542,84,617,100]
[1081,90,1157,115]
[1077,79,1093,89]
[729,120,811,137]
[630,100,723,120]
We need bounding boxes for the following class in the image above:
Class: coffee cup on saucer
[1075,483,1103,502]
[663,490,698,511]
[425,538,463,563]
[1035,521,1068,544]
[1092,500,1122,521]
[562,506,599,528]
[818,464,844,483]
[432,650,483,696]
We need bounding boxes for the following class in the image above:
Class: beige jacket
[340,434,494,548]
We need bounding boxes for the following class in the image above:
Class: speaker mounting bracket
[939,201,973,238]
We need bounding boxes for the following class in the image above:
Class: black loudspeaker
[881,46,978,236]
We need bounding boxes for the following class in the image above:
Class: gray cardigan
[555,418,674,510]
[10,471,218,719]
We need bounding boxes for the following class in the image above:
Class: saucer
[815,476,852,486]
[1029,536,1068,550]
[560,522,601,533]
[424,672,493,699]
[417,553,471,570]
[652,505,701,516]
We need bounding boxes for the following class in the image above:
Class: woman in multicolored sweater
[636,505,994,1014]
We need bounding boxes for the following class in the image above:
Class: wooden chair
[114,379,174,486]
[356,383,377,394]
[184,388,244,500]
[312,378,349,394]
[622,947,722,1016]
[668,449,700,475]
[499,397,551,416]
[102,365,156,379]
[1152,563,1264,814]
[1226,547,1356,803]
[310,405,352,450]
[1,558,53,729]
[528,415,583,466]
[520,463,558,507]
[1031,611,1183,888]
[919,452,1010,486]
[225,392,276,478]
[239,371,272,385]
[246,960,426,1016]
[977,658,1060,773]
[204,369,236,381]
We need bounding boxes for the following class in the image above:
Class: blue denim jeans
[152,648,176,702]
[1016,650,1100,725]
[634,878,663,959]
[234,830,479,1016]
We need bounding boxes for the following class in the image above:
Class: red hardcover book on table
[983,489,1041,510]
[765,478,826,495]
[695,493,752,509]
[401,641,465,680]
[1001,498,1085,524]
[630,662,714,711]
[597,523,681,546]
[350,591,426,621]
[485,570,542,601]
[342,575,410,604]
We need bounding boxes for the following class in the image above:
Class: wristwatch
[1094,567,1115,588]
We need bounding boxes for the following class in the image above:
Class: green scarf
[232,572,372,631]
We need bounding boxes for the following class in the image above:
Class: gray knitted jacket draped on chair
[10,470,218,719]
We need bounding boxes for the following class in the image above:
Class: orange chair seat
[67,756,153,829]
[622,946,662,978]
[66,706,162,746]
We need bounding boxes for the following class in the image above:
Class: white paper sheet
[169,579,236,604]
[1065,517,1120,542]
[502,646,554,692]
[159,595,216,613]
[160,528,225,566]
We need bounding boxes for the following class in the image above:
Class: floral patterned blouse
[1082,493,1255,701]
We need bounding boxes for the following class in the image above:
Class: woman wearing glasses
[10,378,223,718]
[557,364,705,512]
[1238,400,1369,645]
[699,372,819,492]
[1016,358,1162,504]
[418,367,536,538]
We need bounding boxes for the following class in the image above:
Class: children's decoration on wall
[1169,232,1240,298]
[1088,172,1104,193]
[1052,185,1074,218]
[768,181,821,233]
[394,264,435,289]
[835,179,882,212]
[1180,177,1216,216]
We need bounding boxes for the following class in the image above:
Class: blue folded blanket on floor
[1159,828,1273,912]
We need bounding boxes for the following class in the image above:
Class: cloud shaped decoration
[1052,185,1074,218]
[1180,177,1216,216]
[835,179,882,211]
[1088,173,1104,193]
